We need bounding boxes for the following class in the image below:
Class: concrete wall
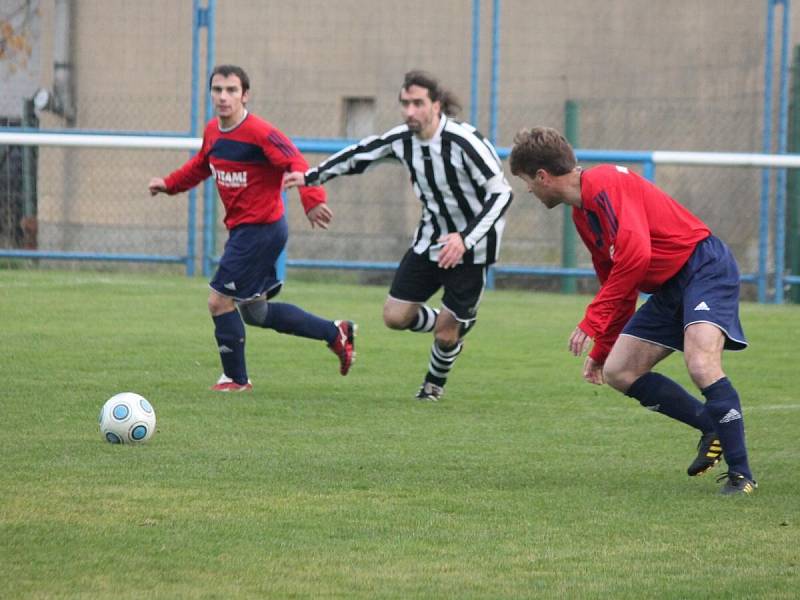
[3,0,797,278]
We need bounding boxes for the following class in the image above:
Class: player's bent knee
[434,321,462,348]
[604,372,630,393]
[382,311,408,330]
[684,353,723,389]
[208,293,235,316]
[382,303,414,330]
[238,300,269,327]
[603,364,635,393]
[434,333,460,349]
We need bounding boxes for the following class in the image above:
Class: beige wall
[7,0,798,276]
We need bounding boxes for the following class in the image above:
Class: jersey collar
[219,109,249,133]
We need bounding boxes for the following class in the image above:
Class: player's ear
[242,89,250,105]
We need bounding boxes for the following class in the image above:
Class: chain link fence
[1,0,794,296]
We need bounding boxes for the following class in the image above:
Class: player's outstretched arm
[148,177,167,196]
[306,203,333,230]
[284,171,306,189]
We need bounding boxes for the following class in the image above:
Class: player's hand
[306,203,333,229]
[568,325,592,356]
[436,233,466,269]
[148,177,167,196]
[583,356,605,385]
[283,171,306,189]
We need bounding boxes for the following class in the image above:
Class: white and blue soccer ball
[99,392,156,444]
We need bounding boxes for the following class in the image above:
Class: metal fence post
[789,44,800,302]
[562,100,579,294]
[201,0,217,278]
[759,0,777,303]
[774,0,791,303]
[486,0,501,290]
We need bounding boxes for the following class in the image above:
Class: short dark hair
[209,64,250,93]
[401,70,462,117]
[509,127,577,177]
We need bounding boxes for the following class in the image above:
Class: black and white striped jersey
[303,115,513,265]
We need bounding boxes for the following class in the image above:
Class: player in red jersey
[149,65,355,391]
[509,127,756,495]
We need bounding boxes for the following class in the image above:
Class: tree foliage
[0,0,36,74]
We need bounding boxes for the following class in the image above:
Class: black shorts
[388,249,487,321]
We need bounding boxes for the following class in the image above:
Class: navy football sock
[212,311,248,384]
[701,377,752,480]
[262,302,337,342]
[626,372,716,432]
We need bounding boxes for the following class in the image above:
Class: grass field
[1,269,798,599]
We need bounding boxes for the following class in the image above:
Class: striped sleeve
[461,174,513,250]
[446,126,513,250]
[305,126,410,185]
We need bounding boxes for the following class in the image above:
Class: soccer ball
[99,392,156,444]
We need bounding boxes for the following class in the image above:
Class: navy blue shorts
[210,218,288,302]
[389,249,487,322]
[621,235,747,352]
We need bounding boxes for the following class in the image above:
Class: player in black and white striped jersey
[285,70,513,401]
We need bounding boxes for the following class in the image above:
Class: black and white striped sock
[425,340,463,386]
[409,305,439,333]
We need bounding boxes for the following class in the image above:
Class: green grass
[1,270,798,599]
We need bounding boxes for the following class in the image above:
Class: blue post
[186,0,201,277]
[759,0,776,303]
[470,0,480,127]
[642,160,655,182]
[485,0,501,290]
[201,0,216,277]
[488,0,500,145]
[206,0,216,88]
[774,0,791,303]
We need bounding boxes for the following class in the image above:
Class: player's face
[519,172,562,209]
[210,74,249,126]
[399,85,441,139]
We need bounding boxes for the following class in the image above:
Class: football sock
[261,302,338,342]
[701,377,752,480]
[212,311,248,384]
[626,372,716,432]
[425,340,463,387]
[409,305,439,332]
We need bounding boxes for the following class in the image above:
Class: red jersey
[163,112,325,229]
[575,165,711,363]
